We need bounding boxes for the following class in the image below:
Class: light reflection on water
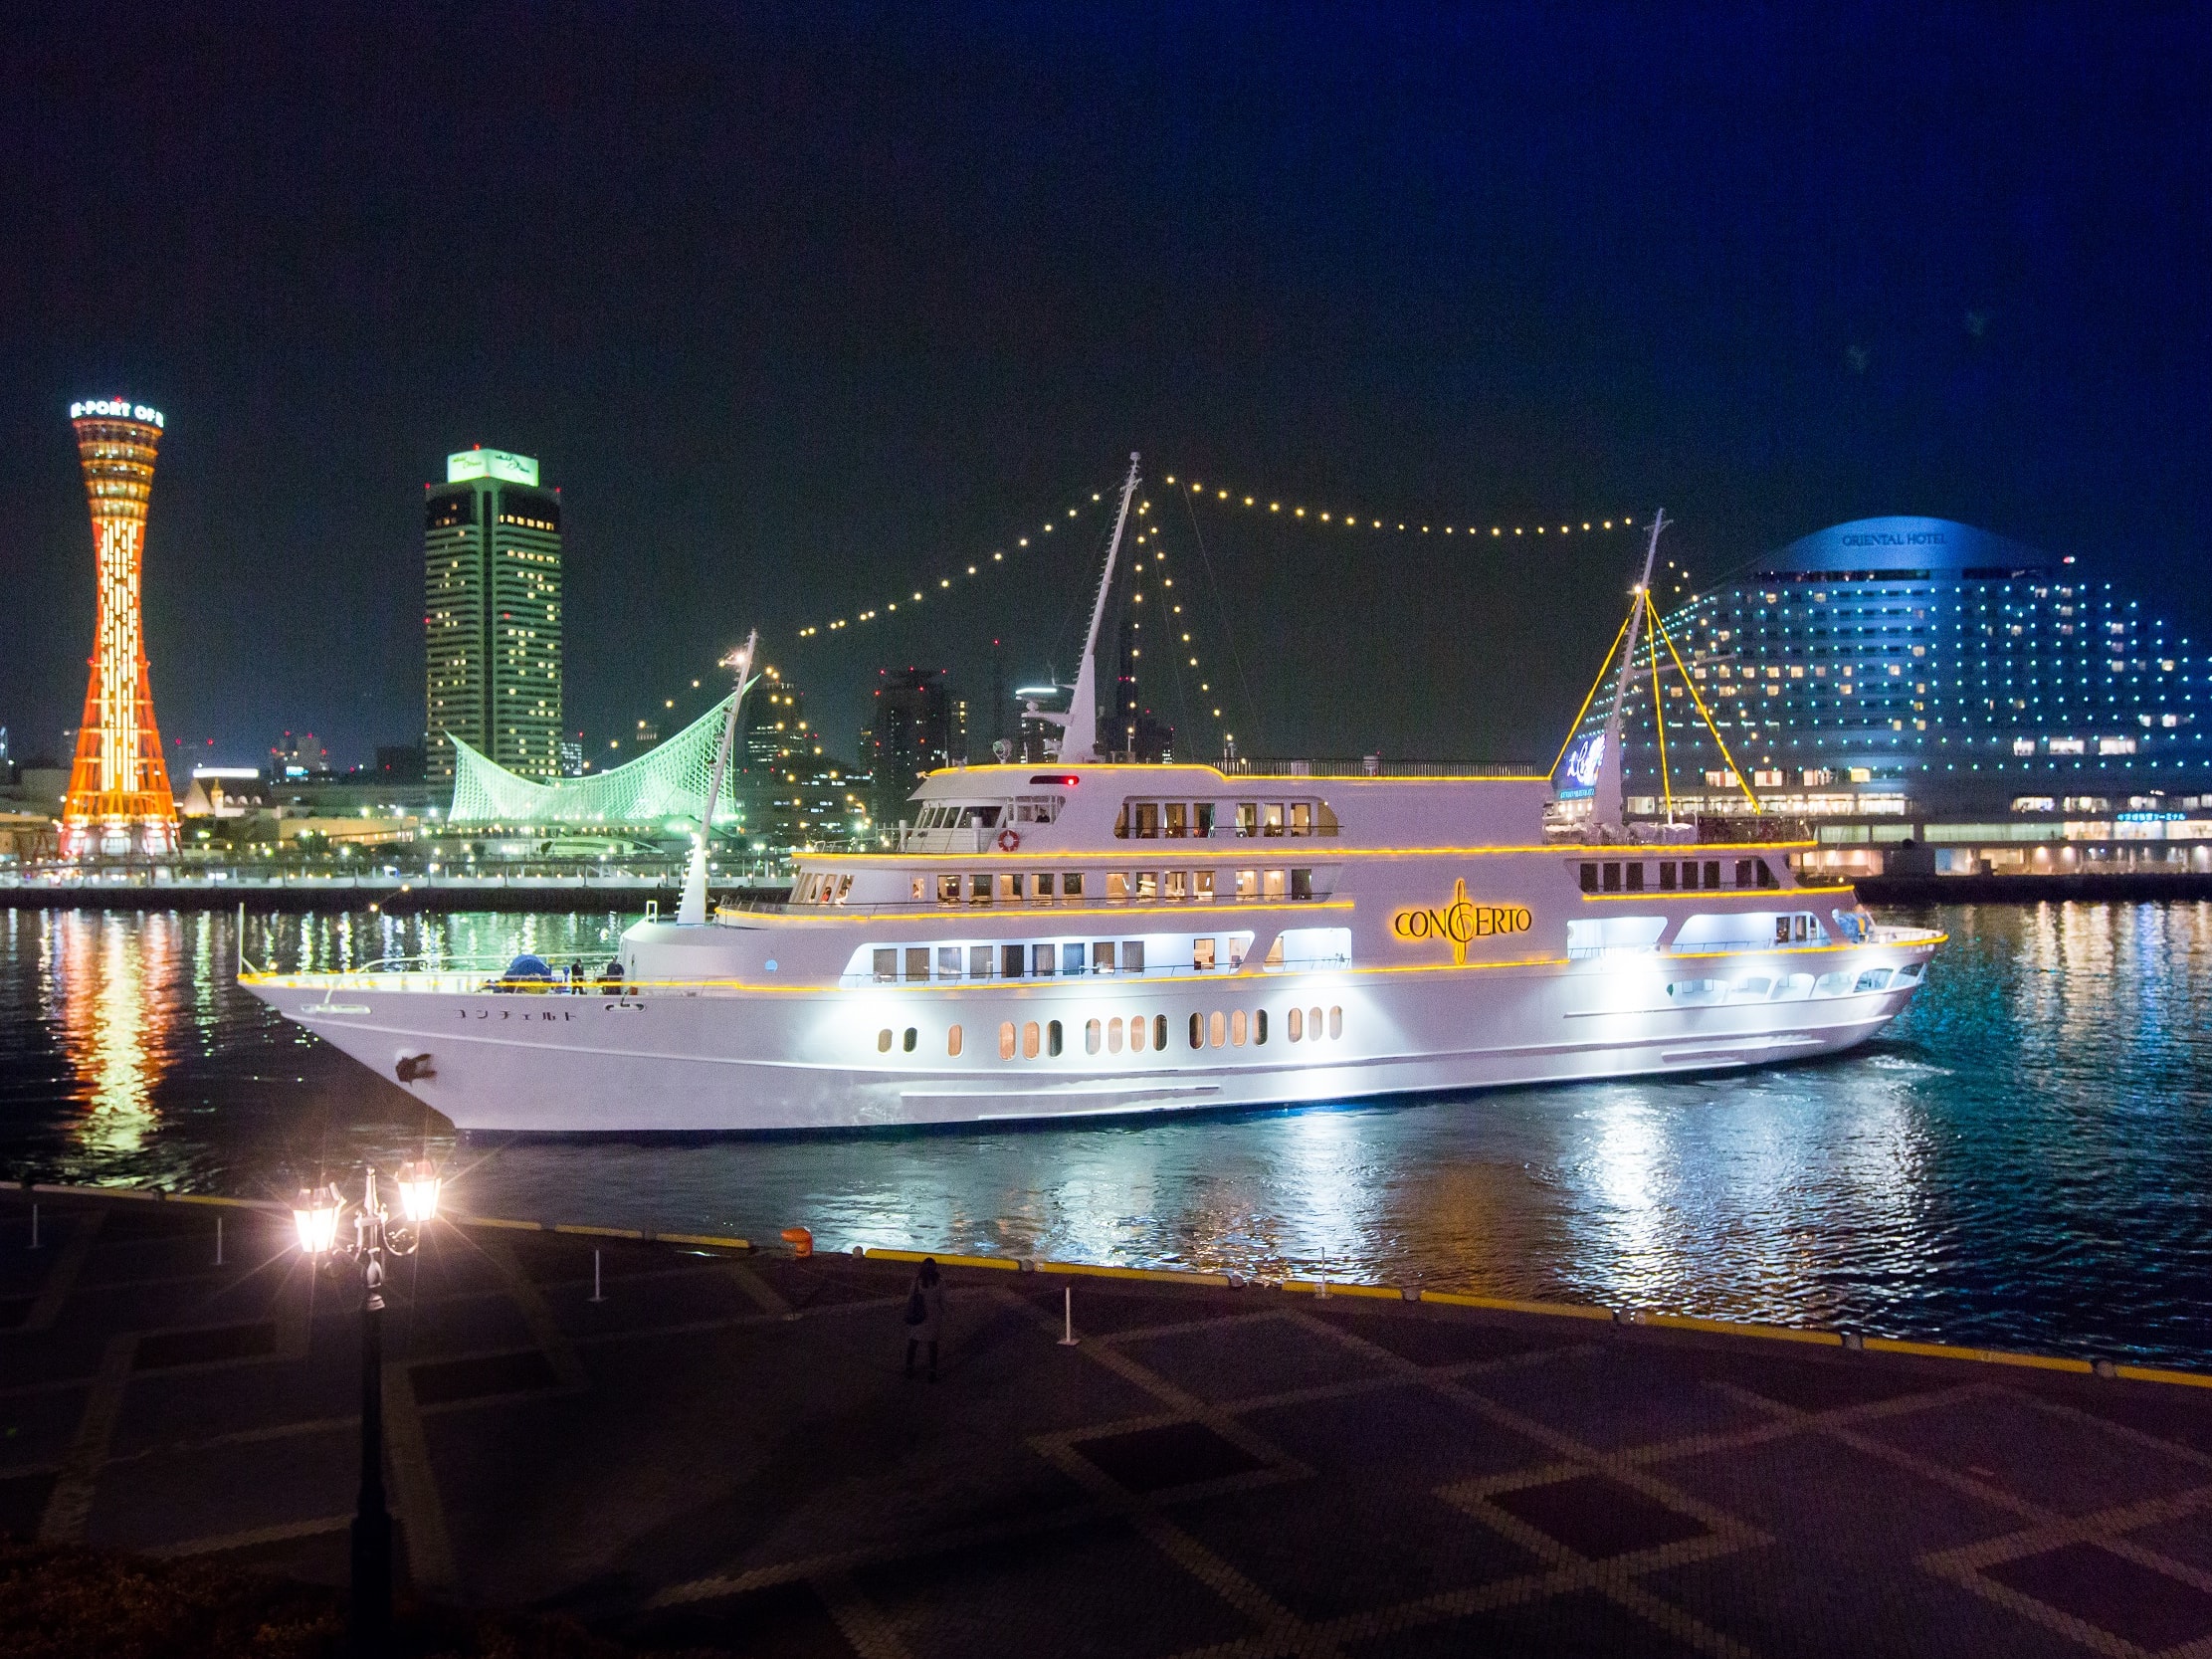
[2,902,2210,1364]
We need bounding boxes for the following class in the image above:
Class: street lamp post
[294,1159,442,1654]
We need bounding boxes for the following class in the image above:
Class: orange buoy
[780,1225,813,1258]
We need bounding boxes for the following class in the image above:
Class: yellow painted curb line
[2116,1364,2212,1389]
[1863,1337,2095,1374]
[1418,1289,1617,1323]
[553,1223,645,1240]
[1283,1280,1401,1302]
[862,1247,1020,1273]
[1037,1261,1234,1288]
[459,1215,543,1232]
[1636,1313,1843,1347]
[656,1231,753,1251]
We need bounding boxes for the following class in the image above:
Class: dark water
[2,903,2208,1365]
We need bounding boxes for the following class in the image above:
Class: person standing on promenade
[904,1258,946,1382]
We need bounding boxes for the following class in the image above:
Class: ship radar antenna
[1045,453,1141,764]
[1592,510,1666,827]
[677,629,759,926]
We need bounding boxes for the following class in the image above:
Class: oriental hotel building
[1608,517,2212,879]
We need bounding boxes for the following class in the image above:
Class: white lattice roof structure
[447,694,742,826]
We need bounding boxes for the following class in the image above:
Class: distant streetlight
[292,1158,443,1651]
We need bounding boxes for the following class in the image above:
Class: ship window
[1086,1018,1102,1055]
[1625,864,1645,892]
[1093,941,1116,972]
[902,1027,916,1052]
[873,948,897,983]
[1309,1005,1323,1038]
[1290,802,1312,836]
[1166,802,1187,838]
[1129,1014,1147,1052]
[905,947,929,981]
[1774,917,1792,944]
[1123,940,1145,973]
[1263,870,1287,898]
[1236,870,1259,898]
[968,945,993,979]
[1603,862,1622,892]
[937,946,960,977]
[1032,943,1056,976]
[1153,1013,1168,1050]
[999,1021,1017,1059]
[1815,970,1855,997]
[1210,1010,1228,1047]
[1107,1017,1124,1053]
[1002,943,1027,978]
[1002,873,1024,902]
[1165,870,1187,900]
[1579,863,1597,892]
[1756,859,1777,889]
[1659,861,1677,891]
[1264,935,1284,967]
[1033,872,1054,902]
[1195,802,1216,837]
[961,805,1002,828]
[1230,1009,1247,1046]
[877,1028,894,1052]
[1263,803,1286,837]
[1107,872,1131,900]
[1291,868,1312,900]
[1063,943,1085,975]
[1255,1009,1268,1045]
[1189,1012,1203,1049]
[1703,860,1720,888]
[1047,1020,1063,1057]
[1855,968,1894,994]
[1237,802,1259,837]
[1023,1021,1041,1059]
[1328,1006,1342,1039]
[937,875,960,904]
[1194,870,1216,901]
[947,1024,962,1057]
[1135,802,1160,838]
[1288,1006,1304,1041]
[1194,937,1217,971]
[1735,860,1753,889]
[1063,871,1084,899]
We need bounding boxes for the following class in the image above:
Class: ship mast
[1052,453,1142,764]
[1591,509,1666,827]
[677,630,758,927]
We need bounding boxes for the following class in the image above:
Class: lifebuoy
[996,827,1021,853]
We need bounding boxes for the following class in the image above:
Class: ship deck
[4,1184,2205,1657]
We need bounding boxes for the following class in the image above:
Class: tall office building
[424,447,562,781]
[868,667,951,827]
[62,397,178,857]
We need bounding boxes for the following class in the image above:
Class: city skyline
[3,8,2210,771]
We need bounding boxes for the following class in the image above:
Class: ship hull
[249,937,1934,1135]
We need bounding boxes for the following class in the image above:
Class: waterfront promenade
[6,1185,2212,1657]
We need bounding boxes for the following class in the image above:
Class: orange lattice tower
[62,397,178,859]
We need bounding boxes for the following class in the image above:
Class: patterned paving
[4,1189,2212,1657]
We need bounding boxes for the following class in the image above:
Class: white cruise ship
[246,461,1942,1134]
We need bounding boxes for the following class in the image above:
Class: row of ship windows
[873,1005,1346,1057]
[1666,963,1921,1004]
[915,869,1316,904]
[1113,800,1335,838]
[1579,859,1779,893]
[874,936,1280,980]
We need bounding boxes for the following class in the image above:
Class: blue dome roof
[1755,517,2053,577]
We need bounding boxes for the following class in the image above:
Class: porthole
[1309,1005,1323,1039]
[1188,1012,1203,1049]
[1107,1017,1124,1054]
[877,1028,893,1053]
[1047,1020,1064,1057]
[1255,1009,1268,1045]
[1230,1009,1247,1046]
[1023,1021,1041,1059]
[1328,1005,1343,1039]
[1209,1010,1227,1048]
[1087,1018,1103,1055]
[947,1024,963,1057]
[1130,1015,1146,1053]
[1288,1006,1304,1041]
[999,1021,1016,1059]
[903,1027,916,1053]
[1153,1014,1167,1051]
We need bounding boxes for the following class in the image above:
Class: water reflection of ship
[47,911,179,1153]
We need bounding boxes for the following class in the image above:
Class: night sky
[3,4,2207,774]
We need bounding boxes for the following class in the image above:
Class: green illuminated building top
[425,447,562,781]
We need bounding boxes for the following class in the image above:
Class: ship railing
[247,952,624,993]
[1216,757,1544,779]
[893,825,997,854]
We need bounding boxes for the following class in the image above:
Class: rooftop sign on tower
[446,447,538,486]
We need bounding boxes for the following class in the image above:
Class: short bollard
[781,1225,813,1258]
[1058,1285,1079,1348]
[589,1248,606,1304]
